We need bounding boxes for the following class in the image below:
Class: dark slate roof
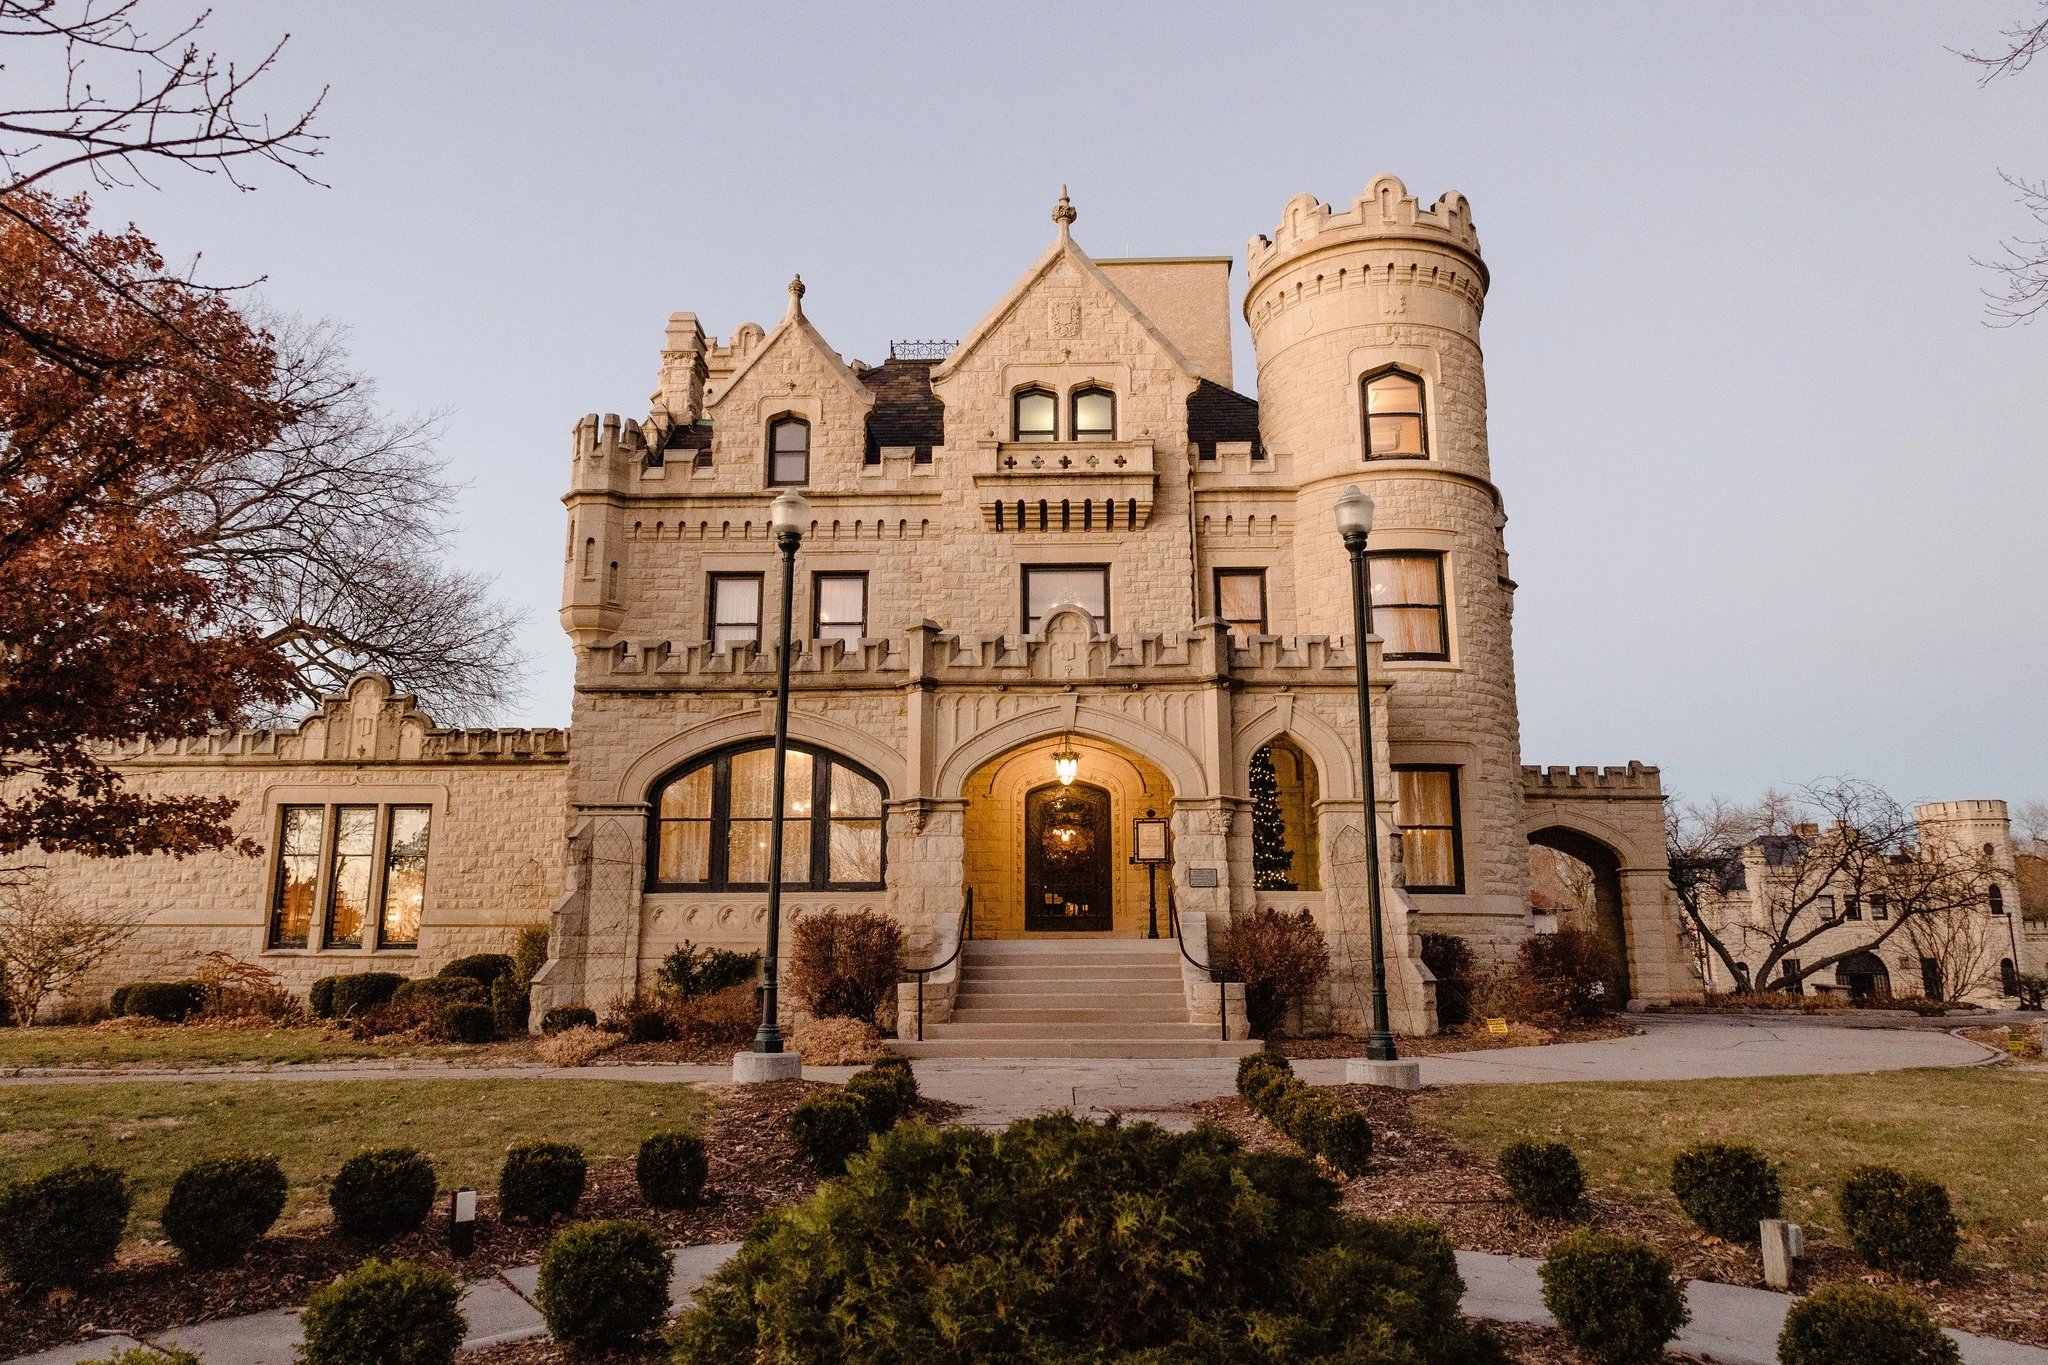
[654,420,713,467]
[1186,378,1262,459]
[859,359,945,461]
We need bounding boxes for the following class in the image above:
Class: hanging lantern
[1052,736,1080,786]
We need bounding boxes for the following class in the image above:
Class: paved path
[17,1242,2045,1365]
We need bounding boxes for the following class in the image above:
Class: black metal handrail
[1166,888,1232,1042]
[900,887,973,1042]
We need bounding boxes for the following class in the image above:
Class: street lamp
[752,488,811,1059]
[1336,485,1399,1065]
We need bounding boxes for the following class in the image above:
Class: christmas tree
[1250,745,1297,890]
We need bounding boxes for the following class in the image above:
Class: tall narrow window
[813,572,868,649]
[1363,368,1427,459]
[378,806,430,947]
[648,743,886,891]
[1991,885,2007,916]
[1013,388,1057,442]
[726,747,813,886]
[1022,564,1109,634]
[709,573,763,652]
[269,805,325,948]
[1214,568,1267,644]
[1393,765,1462,893]
[1071,387,1115,441]
[768,415,809,485]
[1367,552,1448,660]
[1844,895,1862,921]
[324,805,377,948]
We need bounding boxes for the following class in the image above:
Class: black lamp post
[1336,485,1398,1064]
[753,488,811,1055]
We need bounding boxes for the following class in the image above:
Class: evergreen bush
[1234,1049,1372,1176]
[625,1006,676,1043]
[636,1131,708,1208]
[498,1142,585,1222]
[1670,1141,1781,1242]
[391,976,484,1009]
[843,1061,917,1130]
[298,1258,465,1365]
[789,1087,876,1175]
[489,975,529,1035]
[0,1162,129,1291]
[310,974,341,1019]
[540,1004,597,1035]
[511,923,551,987]
[1839,1165,1960,1279]
[1499,1140,1585,1219]
[330,1147,437,1241]
[1777,1282,1961,1365]
[1538,1228,1689,1365]
[115,980,205,1022]
[161,1155,286,1265]
[329,971,407,1018]
[658,940,761,997]
[536,1219,673,1352]
[436,953,514,988]
[1421,932,1476,1029]
[78,1348,203,1365]
[437,1000,495,1043]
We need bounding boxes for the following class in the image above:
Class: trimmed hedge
[844,1060,918,1131]
[310,975,341,1019]
[437,953,514,988]
[536,1219,673,1352]
[161,1155,287,1265]
[636,1131,708,1208]
[391,976,485,1009]
[113,980,205,1022]
[1670,1141,1781,1243]
[540,1005,597,1035]
[1499,1140,1585,1219]
[658,941,761,998]
[0,1162,129,1291]
[489,976,529,1035]
[329,972,407,1018]
[437,1001,495,1044]
[1777,1282,1962,1365]
[789,1088,875,1176]
[499,1142,585,1222]
[298,1258,465,1365]
[1233,1049,1372,1176]
[1539,1228,1689,1365]
[330,1147,438,1241]
[1839,1165,1959,1279]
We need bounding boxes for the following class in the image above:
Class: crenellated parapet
[1246,174,1484,289]
[1520,762,1663,795]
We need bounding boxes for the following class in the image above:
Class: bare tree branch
[0,866,144,1022]
[1956,2,2048,82]
[1976,171,2048,325]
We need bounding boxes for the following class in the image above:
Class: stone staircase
[889,939,1258,1059]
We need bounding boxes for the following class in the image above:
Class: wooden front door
[1025,782,1113,931]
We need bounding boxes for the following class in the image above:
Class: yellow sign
[1485,1017,1510,1035]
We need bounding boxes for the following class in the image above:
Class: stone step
[949,1006,1192,1024]
[962,964,1185,981]
[964,941,1179,960]
[925,1021,1220,1040]
[887,1037,1259,1060]
[952,988,1187,1008]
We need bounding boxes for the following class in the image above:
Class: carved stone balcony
[971,440,1156,531]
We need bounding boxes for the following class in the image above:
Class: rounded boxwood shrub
[499,1141,585,1222]
[437,1001,495,1044]
[161,1155,287,1265]
[436,953,514,988]
[637,1131,708,1208]
[1670,1141,1781,1242]
[1500,1140,1585,1219]
[309,974,342,1019]
[789,1087,876,1176]
[116,980,205,1022]
[298,1257,465,1365]
[541,1004,597,1035]
[536,1219,674,1352]
[330,1147,437,1241]
[0,1162,129,1291]
[392,976,485,1009]
[1539,1227,1689,1365]
[843,1062,917,1131]
[330,971,407,1018]
[673,1114,1507,1362]
[625,1006,676,1043]
[1839,1164,1959,1279]
[1778,1282,1961,1365]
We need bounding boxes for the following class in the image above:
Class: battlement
[1913,799,2010,825]
[1246,175,1484,290]
[572,412,649,461]
[1521,762,1663,794]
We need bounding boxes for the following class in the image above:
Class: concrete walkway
[17,1242,2045,1365]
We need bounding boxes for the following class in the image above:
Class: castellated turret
[1246,175,1526,944]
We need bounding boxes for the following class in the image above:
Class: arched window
[1991,885,2007,915]
[1362,367,1427,459]
[767,415,810,485]
[1013,388,1057,442]
[648,742,885,891]
[1071,387,1115,441]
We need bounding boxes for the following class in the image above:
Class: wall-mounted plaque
[1187,866,1219,888]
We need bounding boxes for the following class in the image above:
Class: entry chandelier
[1051,734,1080,786]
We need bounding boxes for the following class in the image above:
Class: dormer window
[768,415,809,485]
[1363,368,1427,459]
[1014,388,1057,443]
[1072,387,1115,441]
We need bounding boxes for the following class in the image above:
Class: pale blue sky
[73,2,2048,809]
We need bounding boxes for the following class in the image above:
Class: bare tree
[1898,903,2002,1003]
[1960,4,2048,323]
[1665,793,1768,988]
[0,867,142,1022]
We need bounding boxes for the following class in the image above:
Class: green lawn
[1421,1066,2048,1269]
[0,1025,508,1069]
[0,1079,707,1240]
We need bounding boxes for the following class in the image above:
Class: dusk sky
[69,1,2048,810]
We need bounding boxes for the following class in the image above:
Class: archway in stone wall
[1250,736,1321,893]
[1527,826,1631,1006]
[959,735,1175,938]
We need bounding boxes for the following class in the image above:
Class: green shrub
[392,976,485,1009]
[161,1155,286,1265]
[1539,1228,1689,1365]
[536,1219,673,1352]
[636,1131,708,1208]
[1670,1141,1781,1242]
[1777,1282,1961,1365]
[658,940,761,998]
[843,1061,918,1131]
[511,923,551,987]
[1839,1165,1959,1279]
[115,980,205,1022]
[673,1114,1505,1362]
[1234,1050,1372,1176]
[0,1162,129,1291]
[789,1088,875,1176]
[1223,907,1331,1037]
[625,1006,676,1043]
[330,1147,437,1241]
[1500,1140,1585,1219]
[1422,932,1476,1028]
[499,1141,585,1222]
[79,1348,203,1365]
[541,1004,597,1034]
[437,953,514,988]
[787,909,905,1023]
[329,971,407,1018]
[489,975,529,1035]
[437,1000,495,1044]
[310,974,341,1019]
[298,1257,465,1365]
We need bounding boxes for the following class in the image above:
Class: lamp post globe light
[735,488,811,1083]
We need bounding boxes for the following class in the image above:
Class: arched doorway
[1835,951,1891,1001]
[1527,826,1630,1005]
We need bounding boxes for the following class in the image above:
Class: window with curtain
[267,802,432,950]
[1393,765,1462,892]
[813,572,867,649]
[1214,568,1267,643]
[1363,368,1428,459]
[768,416,809,485]
[1071,387,1115,440]
[708,574,763,652]
[1367,552,1448,660]
[648,743,886,890]
[1023,564,1108,634]
[1013,388,1057,442]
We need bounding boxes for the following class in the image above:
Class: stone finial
[1052,184,1077,232]
[787,273,806,319]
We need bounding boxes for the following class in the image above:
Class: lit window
[379,806,430,947]
[1393,766,1462,893]
[324,805,377,948]
[1367,553,1448,660]
[1023,564,1108,634]
[709,574,763,652]
[266,803,431,951]
[1014,388,1057,442]
[768,416,809,485]
[649,743,886,890]
[1072,387,1115,441]
[814,572,867,649]
[269,805,325,949]
[1215,569,1267,643]
[1363,369,1427,459]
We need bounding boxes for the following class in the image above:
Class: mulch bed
[0,1080,830,1359]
